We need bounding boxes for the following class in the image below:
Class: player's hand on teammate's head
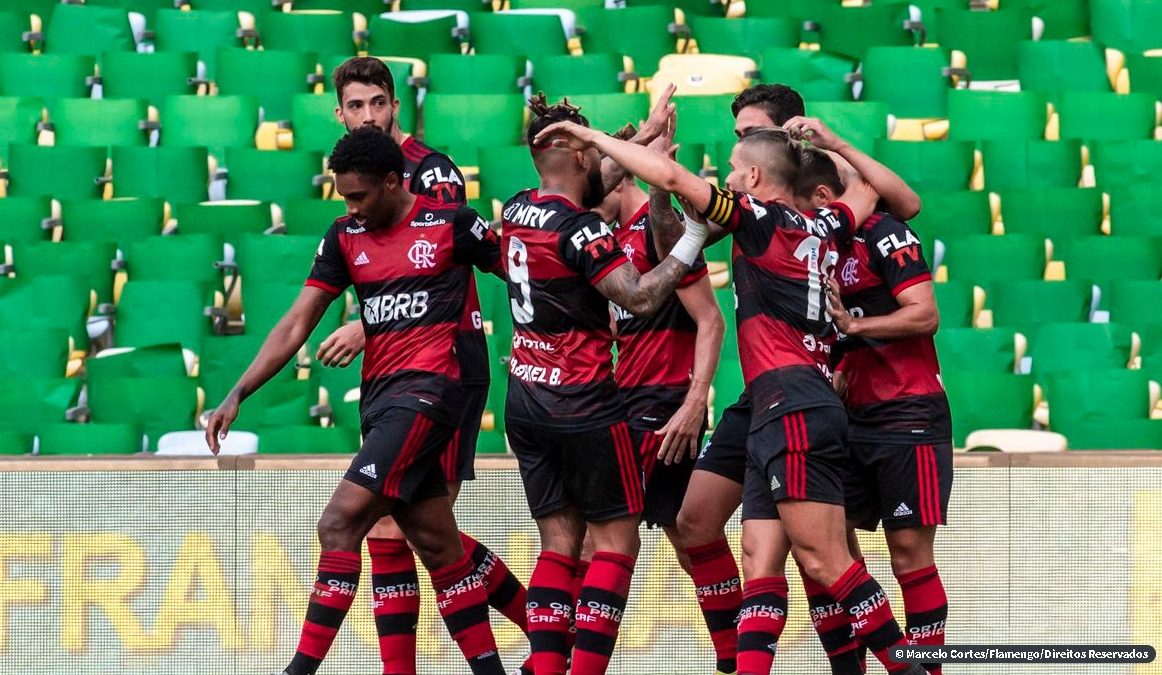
[783,115,845,153]
[203,393,240,455]
[535,121,598,150]
[317,321,366,368]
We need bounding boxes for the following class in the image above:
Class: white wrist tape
[670,211,708,267]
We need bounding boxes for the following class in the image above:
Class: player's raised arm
[598,83,678,194]
[783,115,922,220]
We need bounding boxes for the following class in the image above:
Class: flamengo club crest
[408,239,437,269]
[841,256,859,286]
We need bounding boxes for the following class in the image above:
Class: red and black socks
[571,551,635,675]
[735,576,789,675]
[527,551,579,675]
[367,538,420,675]
[828,561,912,674]
[800,565,864,675]
[431,553,505,675]
[896,565,947,675]
[286,550,361,675]
[686,539,743,675]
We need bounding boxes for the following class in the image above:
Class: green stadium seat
[199,334,298,406]
[560,92,649,135]
[7,0,59,26]
[932,280,977,329]
[1090,139,1162,189]
[111,145,210,203]
[1108,182,1162,237]
[989,280,1095,337]
[1057,235,1162,287]
[261,9,358,56]
[0,95,43,165]
[1005,0,1090,40]
[366,13,463,63]
[0,429,32,455]
[996,187,1104,241]
[1136,322,1162,382]
[61,197,165,249]
[316,350,362,419]
[0,275,90,349]
[85,0,178,31]
[0,377,81,434]
[290,93,344,154]
[123,233,224,294]
[37,422,144,455]
[578,6,678,77]
[293,0,388,15]
[533,53,633,99]
[42,3,135,63]
[470,11,570,59]
[235,233,323,286]
[861,46,959,119]
[1045,369,1154,438]
[936,327,1023,373]
[114,280,214,352]
[189,0,281,31]
[428,53,528,94]
[241,279,345,348]
[689,16,799,63]
[0,326,68,378]
[1107,280,1162,325]
[1030,321,1137,383]
[88,343,188,379]
[815,1,918,62]
[224,149,326,206]
[947,89,1048,142]
[873,140,976,192]
[713,358,744,421]
[1091,0,1162,54]
[509,0,602,9]
[1060,418,1162,450]
[0,195,52,247]
[1017,40,1110,95]
[941,371,1035,446]
[1125,53,1162,99]
[805,101,889,153]
[941,234,1046,293]
[257,426,358,454]
[981,139,1082,190]
[282,199,347,236]
[152,9,244,81]
[99,51,198,107]
[1057,92,1157,142]
[160,94,260,158]
[215,49,320,122]
[0,12,34,54]
[0,53,95,103]
[49,98,151,148]
[87,374,197,449]
[231,378,321,431]
[478,144,539,214]
[757,48,855,103]
[421,93,525,162]
[637,0,725,18]
[935,7,1032,81]
[173,200,273,247]
[908,190,993,264]
[15,240,117,304]
[400,0,492,10]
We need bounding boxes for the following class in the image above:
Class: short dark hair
[731,84,805,126]
[332,56,395,104]
[794,146,845,201]
[737,126,803,188]
[328,126,405,178]
[526,92,590,148]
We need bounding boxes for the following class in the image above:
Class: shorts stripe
[383,415,433,497]
[922,444,943,526]
[443,428,460,483]
[915,445,928,523]
[784,412,808,500]
[612,422,644,514]
[640,433,660,482]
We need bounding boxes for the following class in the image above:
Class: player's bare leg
[735,519,792,675]
[662,525,693,575]
[571,514,641,675]
[527,507,586,675]
[886,526,946,675]
[677,470,744,675]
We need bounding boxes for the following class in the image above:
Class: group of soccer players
[203,55,953,675]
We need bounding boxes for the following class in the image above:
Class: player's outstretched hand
[317,321,365,367]
[636,83,678,146]
[825,276,855,334]
[204,393,240,456]
[783,116,846,152]
[655,398,706,465]
[534,120,600,151]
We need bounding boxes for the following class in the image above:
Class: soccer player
[794,147,952,675]
[671,84,923,675]
[313,58,531,675]
[534,117,927,675]
[205,128,508,675]
[504,95,708,675]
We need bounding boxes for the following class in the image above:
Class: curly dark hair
[794,146,845,202]
[332,56,395,104]
[526,92,591,147]
[328,126,404,178]
[731,84,805,126]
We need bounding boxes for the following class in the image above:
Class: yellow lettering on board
[152,532,242,650]
[60,532,150,653]
[0,533,51,652]
[248,533,308,651]
[1133,490,1162,675]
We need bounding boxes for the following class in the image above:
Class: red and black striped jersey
[306,196,501,424]
[501,189,630,430]
[702,186,850,430]
[612,201,708,422]
[401,136,489,385]
[833,212,951,443]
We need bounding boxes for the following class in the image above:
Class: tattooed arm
[594,255,693,318]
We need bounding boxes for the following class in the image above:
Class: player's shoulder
[331,214,364,237]
[402,136,443,164]
[863,211,919,246]
[503,189,586,231]
[863,210,910,234]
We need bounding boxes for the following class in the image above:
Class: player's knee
[316,508,361,551]
[408,530,462,571]
[887,534,935,575]
[676,506,717,546]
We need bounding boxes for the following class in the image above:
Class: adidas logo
[354,251,370,266]
[894,502,913,517]
[359,464,377,479]
[770,475,781,491]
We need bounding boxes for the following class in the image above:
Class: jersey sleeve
[412,153,467,205]
[452,205,503,276]
[305,222,350,295]
[867,217,932,295]
[559,212,630,286]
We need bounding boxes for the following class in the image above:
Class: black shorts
[693,393,750,485]
[440,383,488,483]
[345,407,453,506]
[508,420,645,523]
[845,441,953,531]
[634,416,704,529]
[742,406,848,521]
